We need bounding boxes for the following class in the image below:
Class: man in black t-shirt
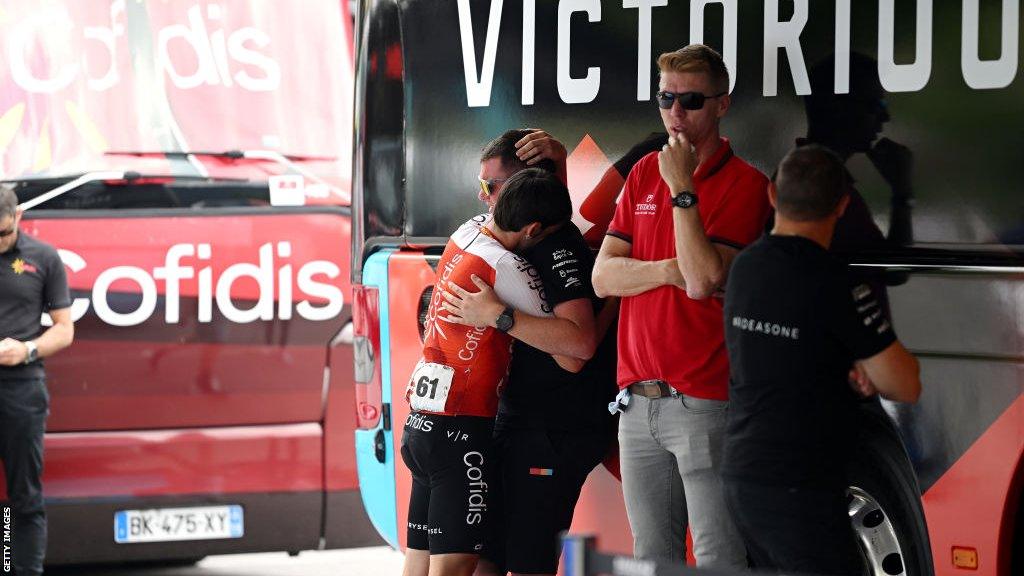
[440,129,617,575]
[0,184,75,576]
[722,146,920,575]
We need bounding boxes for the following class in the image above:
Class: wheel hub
[847,486,907,576]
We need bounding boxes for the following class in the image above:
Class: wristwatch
[495,306,516,333]
[671,191,698,209]
[23,341,38,364]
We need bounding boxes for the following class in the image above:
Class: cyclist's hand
[438,275,506,329]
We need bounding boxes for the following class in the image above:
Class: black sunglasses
[655,90,727,110]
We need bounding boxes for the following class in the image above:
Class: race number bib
[408,361,455,412]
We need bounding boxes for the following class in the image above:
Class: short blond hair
[657,44,729,93]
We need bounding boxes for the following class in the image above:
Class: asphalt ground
[46,547,406,576]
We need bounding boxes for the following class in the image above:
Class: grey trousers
[618,392,746,569]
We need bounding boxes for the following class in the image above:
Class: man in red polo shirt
[593,44,770,567]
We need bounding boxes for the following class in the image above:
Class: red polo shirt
[607,138,770,400]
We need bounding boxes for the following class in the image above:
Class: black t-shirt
[0,232,71,380]
[497,223,617,433]
[722,235,896,488]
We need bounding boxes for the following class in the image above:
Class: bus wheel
[846,439,931,576]
[847,486,907,575]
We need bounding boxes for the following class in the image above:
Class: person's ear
[836,194,851,218]
[716,92,731,119]
[523,222,543,240]
[15,208,23,223]
[767,182,778,209]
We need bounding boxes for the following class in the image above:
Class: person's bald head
[773,145,853,222]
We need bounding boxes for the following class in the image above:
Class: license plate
[114,505,244,544]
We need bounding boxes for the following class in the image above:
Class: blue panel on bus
[354,249,399,549]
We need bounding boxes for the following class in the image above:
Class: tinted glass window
[7,179,271,210]
[388,0,1023,253]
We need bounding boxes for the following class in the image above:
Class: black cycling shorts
[485,427,611,574]
[400,412,494,555]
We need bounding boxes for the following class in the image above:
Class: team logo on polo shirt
[11,258,37,275]
[635,194,658,216]
[731,315,800,340]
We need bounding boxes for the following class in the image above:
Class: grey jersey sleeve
[492,253,552,317]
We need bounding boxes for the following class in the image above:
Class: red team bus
[1,0,380,565]
[351,1,1022,575]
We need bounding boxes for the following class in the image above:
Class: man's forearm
[554,354,585,373]
[672,207,724,300]
[555,158,569,188]
[34,321,74,357]
[466,299,596,359]
[594,297,620,342]
[593,257,679,298]
[888,196,914,246]
[508,313,595,360]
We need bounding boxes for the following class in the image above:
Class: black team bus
[350,1,1023,575]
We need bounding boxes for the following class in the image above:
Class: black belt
[627,379,675,399]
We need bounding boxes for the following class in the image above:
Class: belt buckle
[631,381,649,398]
[636,379,667,398]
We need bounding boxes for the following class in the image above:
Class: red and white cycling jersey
[409,215,551,417]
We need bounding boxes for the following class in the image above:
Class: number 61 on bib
[407,361,455,412]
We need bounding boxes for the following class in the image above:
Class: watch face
[673,192,697,208]
[496,313,513,332]
[495,306,515,332]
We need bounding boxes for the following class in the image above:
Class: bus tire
[846,418,932,576]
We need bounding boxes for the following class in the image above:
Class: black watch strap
[671,191,698,209]
[495,306,515,333]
